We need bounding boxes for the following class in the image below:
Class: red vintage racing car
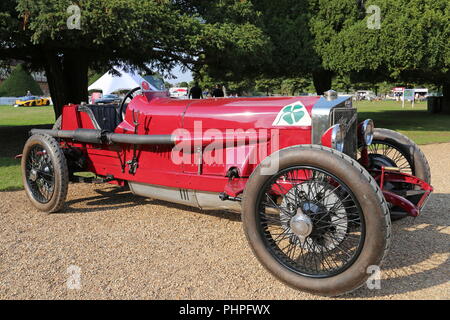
[21,82,432,296]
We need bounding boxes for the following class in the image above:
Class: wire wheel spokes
[258,166,365,278]
[25,145,55,203]
[360,142,412,174]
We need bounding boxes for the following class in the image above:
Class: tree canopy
[0,64,43,97]
[0,0,267,115]
[313,0,449,79]
[1,0,448,111]
[310,0,450,110]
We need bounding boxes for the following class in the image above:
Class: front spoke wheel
[257,166,365,278]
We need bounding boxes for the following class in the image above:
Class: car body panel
[55,91,432,215]
[59,94,323,193]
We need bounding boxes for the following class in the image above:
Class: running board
[128,182,241,212]
[71,174,115,184]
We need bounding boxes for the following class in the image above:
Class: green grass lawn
[0,101,449,191]
[355,100,450,145]
[0,104,55,126]
[0,105,55,191]
[0,157,22,191]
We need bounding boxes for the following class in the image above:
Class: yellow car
[14,96,50,107]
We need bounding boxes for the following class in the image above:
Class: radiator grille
[330,108,358,159]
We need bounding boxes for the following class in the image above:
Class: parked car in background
[169,87,188,98]
[90,92,102,104]
[94,94,121,105]
[354,90,378,101]
[14,96,50,107]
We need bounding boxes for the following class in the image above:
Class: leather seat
[83,104,122,132]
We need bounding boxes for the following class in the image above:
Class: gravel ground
[0,143,449,300]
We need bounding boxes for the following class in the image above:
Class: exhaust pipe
[30,128,267,147]
[30,129,176,145]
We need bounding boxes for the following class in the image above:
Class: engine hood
[182,96,321,130]
[124,94,351,138]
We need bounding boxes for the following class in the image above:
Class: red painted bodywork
[373,167,433,217]
[60,94,320,195]
[59,93,432,217]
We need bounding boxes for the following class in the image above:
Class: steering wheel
[119,87,141,121]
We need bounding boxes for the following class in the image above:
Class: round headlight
[331,124,345,152]
[361,119,374,146]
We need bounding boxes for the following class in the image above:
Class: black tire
[242,145,391,296]
[21,133,69,213]
[366,128,431,184]
[52,115,62,130]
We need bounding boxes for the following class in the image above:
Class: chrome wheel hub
[29,169,38,182]
[289,209,313,238]
[280,184,349,252]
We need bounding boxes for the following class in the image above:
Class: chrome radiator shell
[311,96,357,158]
[330,107,358,159]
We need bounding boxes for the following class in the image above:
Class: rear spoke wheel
[22,134,69,212]
[359,141,412,174]
[25,145,55,204]
[358,128,431,221]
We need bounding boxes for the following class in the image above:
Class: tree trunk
[44,52,66,119]
[44,50,89,119]
[312,70,333,95]
[64,52,89,107]
[442,81,450,114]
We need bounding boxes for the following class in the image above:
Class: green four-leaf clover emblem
[279,104,305,125]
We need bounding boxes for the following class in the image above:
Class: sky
[164,65,193,85]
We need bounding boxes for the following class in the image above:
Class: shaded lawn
[355,100,450,145]
[0,125,53,191]
[0,105,55,191]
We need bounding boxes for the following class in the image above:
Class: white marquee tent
[88,67,158,94]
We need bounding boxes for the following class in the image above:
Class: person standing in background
[211,84,224,97]
[188,82,203,99]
